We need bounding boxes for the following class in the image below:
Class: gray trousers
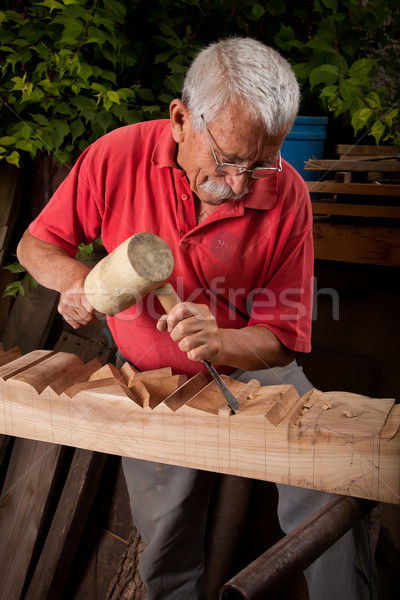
[120,360,377,600]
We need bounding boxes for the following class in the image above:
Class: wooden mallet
[84,232,240,412]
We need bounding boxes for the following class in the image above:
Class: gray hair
[182,37,300,135]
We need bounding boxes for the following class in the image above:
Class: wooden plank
[9,352,84,394]
[0,438,66,600]
[53,331,116,365]
[305,159,400,172]
[0,163,23,267]
[311,202,400,219]
[307,181,400,197]
[0,349,398,503]
[313,222,400,266]
[336,145,398,157]
[161,372,209,411]
[0,346,22,366]
[0,282,59,354]
[25,449,107,600]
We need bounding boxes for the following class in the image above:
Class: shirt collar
[152,121,179,169]
[152,120,279,211]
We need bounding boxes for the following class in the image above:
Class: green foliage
[2,260,38,298]
[270,0,400,145]
[0,0,161,166]
[0,0,399,172]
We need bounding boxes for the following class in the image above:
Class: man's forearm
[218,325,296,371]
[17,229,90,293]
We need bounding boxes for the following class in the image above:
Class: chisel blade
[203,360,240,413]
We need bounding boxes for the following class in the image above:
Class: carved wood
[0,347,398,504]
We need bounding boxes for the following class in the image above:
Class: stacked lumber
[0,346,399,504]
[305,145,400,266]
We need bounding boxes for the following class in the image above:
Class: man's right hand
[17,230,104,330]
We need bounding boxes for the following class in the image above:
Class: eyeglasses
[201,115,282,179]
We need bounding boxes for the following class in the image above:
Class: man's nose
[223,172,250,195]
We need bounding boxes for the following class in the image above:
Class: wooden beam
[313,221,400,267]
[0,438,67,600]
[24,449,107,600]
[307,181,400,198]
[0,348,398,504]
[311,202,400,219]
[305,159,400,172]
[335,145,398,158]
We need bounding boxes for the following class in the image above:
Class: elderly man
[17,37,376,600]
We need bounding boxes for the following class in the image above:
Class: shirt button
[181,194,188,201]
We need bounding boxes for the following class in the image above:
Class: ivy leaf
[347,58,377,85]
[31,113,49,126]
[70,118,85,142]
[309,64,339,89]
[107,90,120,104]
[370,120,386,145]
[97,110,113,132]
[5,151,20,167]
[351,107,374,136]
[2,261,27,273]
[274,25,295,51]
[77,242,94,259]
[252,4,265,19]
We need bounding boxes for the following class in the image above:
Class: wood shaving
[343,410,358,418]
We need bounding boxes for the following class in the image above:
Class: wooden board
[0,348,398,504]
[0,281,59,354]
[307,181,400,198]
[305,159,400,172]
[313,221,400,267]
[24,449,107,600]
[0,438,66,600]
[335,145,398,158]
[311,202,400,219]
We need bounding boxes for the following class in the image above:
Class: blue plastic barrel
[281,116,328,181]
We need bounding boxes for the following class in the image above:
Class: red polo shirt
[30,119,314,376]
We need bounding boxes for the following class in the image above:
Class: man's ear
[170,99,190,143]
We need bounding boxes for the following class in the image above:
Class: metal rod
[219,495,377,600]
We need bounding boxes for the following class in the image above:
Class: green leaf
[31,113,49,126]
[0,136,18,146]
[2,261,27,274]
[351,107,374,135]
[5,151,20,167]
[70,118,85,142]
[71,95,96,109]
[252,4,265,19]
[135,87,154,101]
[321,0,338,9]
[305,38,336,53]
[370,120,385,145]
[96,110,114,132]
[54,121,70,149]
[365,92,382,111]
[2,280,25,298]
[36,0,65,13]
[77,242,94,259]
[309,64,339,89]
[347,58,377,85]
[274,25,295,51]
[107,90,120,104]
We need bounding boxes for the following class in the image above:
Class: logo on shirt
[210,231,238,264]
